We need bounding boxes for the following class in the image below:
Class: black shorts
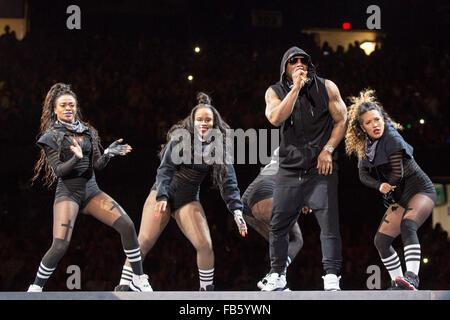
[241,174,276,217]
[151,178,200,212]
[54,175,102,209]
[397,168,437,208]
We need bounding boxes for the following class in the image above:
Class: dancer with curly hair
[345,89,436,290]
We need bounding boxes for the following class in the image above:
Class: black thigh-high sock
[113,215,143,275]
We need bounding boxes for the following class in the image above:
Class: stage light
[407,124,412,129]
[187,75,194,81]
[446,138,450,144]
[194,46,201,53]
[419,119,425,125]
[423,258,429,264]
[360,41,376,56]
[342,22,351,30]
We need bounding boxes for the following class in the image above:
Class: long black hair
[159,92,232,187]
[31,83,100,186]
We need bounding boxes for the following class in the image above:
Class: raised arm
[264,69,307,127]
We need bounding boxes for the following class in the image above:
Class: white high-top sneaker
[260,273,288,291]
[129,274,153,292]
[257,273,270,289]
[322,274,341,291]
[27,284,43,292]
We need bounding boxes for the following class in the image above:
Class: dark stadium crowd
[0,7,449,291]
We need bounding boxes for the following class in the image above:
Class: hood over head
[279,46,317,87]
[276,47,329,119]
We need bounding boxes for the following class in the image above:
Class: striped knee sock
[119,265,134,285]
[282,256,293,274]
[404,244,421,275]
[199,268,214,289]
[34,261,56,287]
[286,256,292,268]
[381,251,403,280]
[124,246,143,275]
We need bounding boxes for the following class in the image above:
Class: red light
[342,22,351,30]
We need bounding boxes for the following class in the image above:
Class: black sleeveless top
[270,76,334,171]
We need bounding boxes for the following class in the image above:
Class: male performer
[260,47,347,291]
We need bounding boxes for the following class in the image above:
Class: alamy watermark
[66,5,81,30]
[168,128,280,166]
[66,265,81,290]
[366,264,381,289]
[366,5,381,30]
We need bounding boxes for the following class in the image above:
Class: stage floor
[1,290,449,300]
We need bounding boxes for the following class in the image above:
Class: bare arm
[264,86,299,127]
[316,80,348,175]
[265,69,307,127]
[325,80,348,150]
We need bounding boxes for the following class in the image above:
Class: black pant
[269,168,342,275]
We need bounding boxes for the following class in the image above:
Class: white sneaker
[129,274,153,292]
[27,284,43,292]
[260,273,287,291]
[257,273,270,289]
[322,274,341,291]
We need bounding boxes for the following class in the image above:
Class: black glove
[104,140,130,157]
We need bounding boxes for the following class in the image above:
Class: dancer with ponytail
[115,92,247,291]
[345,89,436,290]
[28,83,152,292]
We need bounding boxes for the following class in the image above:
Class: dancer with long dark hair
[28,83,152,292]
[345,89,436,290]
[115,92,247,291]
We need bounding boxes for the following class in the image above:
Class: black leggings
[374,193,435,259]
[33,192,142,287]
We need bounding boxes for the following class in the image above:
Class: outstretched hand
[105,138,132,157]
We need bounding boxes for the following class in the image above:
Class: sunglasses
[288,56,308,65]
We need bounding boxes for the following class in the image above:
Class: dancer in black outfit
[115,92,247,291]
[345,89,436,290]
[241,147,305,289]
[28,83,151,292]
[261,46,348,291]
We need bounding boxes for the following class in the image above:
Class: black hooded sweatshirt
[270,46,336,172]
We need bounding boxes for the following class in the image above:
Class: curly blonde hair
[345,89,403,160]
